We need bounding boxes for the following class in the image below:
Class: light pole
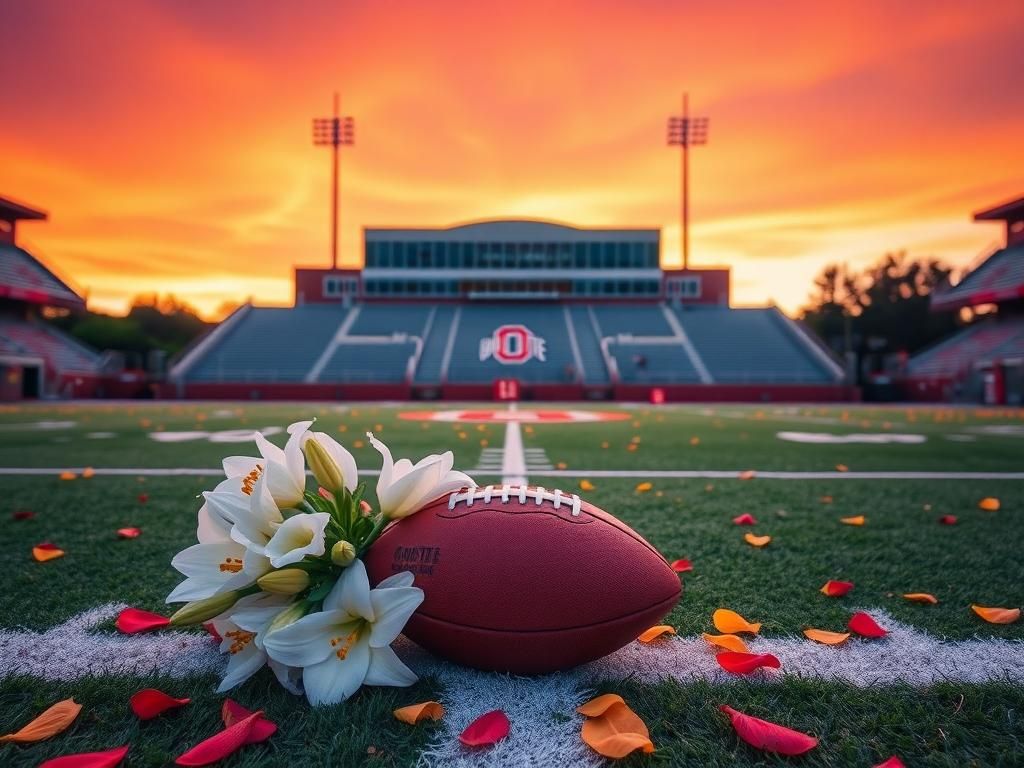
[667,93,708,270]
[313,93,355,269]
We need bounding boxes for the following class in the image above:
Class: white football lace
[448,484,583,517]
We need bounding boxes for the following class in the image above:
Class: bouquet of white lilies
[165,420,474,706]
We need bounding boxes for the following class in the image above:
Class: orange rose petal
[701,633,750,653]
[835,464,848,472]
[59,471,76,481]
[393,701,445,724]
[820,580,854,597]
[634,482,653,493]
[744,533,772,548]
[738,470,756,480]
[903,593,938,605]
[33,543,66,562]
[840,515,865,526]
[978,497,1000,511]
[971,605,1021,624]
[82,467,96,479]
[578,695,654,759]
[803,628,850,645]
[0,698,82,743]
[713,609,761,635]
[637,625,676,643]
[579,479,595,491]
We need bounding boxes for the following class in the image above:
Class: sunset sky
[2,0,1022,318]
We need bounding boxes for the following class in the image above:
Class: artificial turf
[0,402,1022,766]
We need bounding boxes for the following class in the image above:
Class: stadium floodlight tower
[666,93,708,270]
[312,92,355,269]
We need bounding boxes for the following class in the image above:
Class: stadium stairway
[413,305,456,384]
[567,306,610,383]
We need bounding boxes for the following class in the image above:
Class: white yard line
[2,467,1023,480]
[4,606,1020,768]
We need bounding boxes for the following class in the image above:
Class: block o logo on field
[480,324,546,365]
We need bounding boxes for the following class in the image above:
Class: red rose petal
[715,652,782,675]
[719,705,818,756]
[175,711,263,766]
[13,509,35,520]
[733,513,757,525]
[35,541,60,550]
[874,758,906,768]
[130,689,190,720]
[137,493,149,504]
[459,710,510,747]
[222,699,277,743]
[117,527,142,539]
[39,745,130,768]
[939,515,957,525]
[848,611,888,638]
[820,580,854,597]
[115,608,170,634]
[670,558,693,573]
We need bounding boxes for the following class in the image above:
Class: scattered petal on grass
[848,612,888,638]
[175,711,264,766]
[33,542,65,562]
[222,700,277,743]
[59,471,76,481]
[719,705,818,756]
[733,513,757,525]
[903,593,938,605]
[130,689,190,720]
[116,608,170,634]
[137,493,149,504]
[394,701,445,725]
[0,698,82,743]
[744,533,772,548]
[738,470,756,480]
[579,480,595,491]
[716,652,781,675]
[82,467,96,479]
[578,694,655,759]
[702,633,750,653]
[459,710,510,747]
[117,527,142,539]
[840,515,865,526]
[13,509,35,520]
[971,605,1021,624]
[713,609,761,635]
[820,495,833,504]
[39,745,130,768]
[939,515,958,525]
[637,625,676,643]
[689,436,700,446]
[820,580,854,597]
[873,758,906,768]
[803,628,850,645]
[978,497,1000,511]
[670,558,693,573]
[835,463,849,472]
[634,482,652,494]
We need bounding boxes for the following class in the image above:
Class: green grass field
[1,401,1022,766]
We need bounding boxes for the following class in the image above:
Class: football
[364,484,682,674]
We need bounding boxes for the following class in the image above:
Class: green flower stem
[356,515,388,559]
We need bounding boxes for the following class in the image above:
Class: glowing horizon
[3,0,1022,320]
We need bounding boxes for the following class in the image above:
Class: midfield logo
[480,324,547,365]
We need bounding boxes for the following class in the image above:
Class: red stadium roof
[974,195,1024,222]
[0,196,48,223]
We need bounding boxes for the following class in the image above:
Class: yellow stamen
[218,557,244,573]
[240,464,264,496]
[330,628,361,660]
[225,629,255,654]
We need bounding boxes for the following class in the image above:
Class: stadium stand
[169,220,851,401]
[904,195,1024,404]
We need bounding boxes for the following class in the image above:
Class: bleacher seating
[347,304,432,336]
[186,305,345,382]
[592,305,673,336]
[0,318,99,373]
[318,342,417,383]
[676,307,836,383]
[609,343,701,383]
[907,318,1024,379]
[932,243,1024,310]
[0,244,82,307]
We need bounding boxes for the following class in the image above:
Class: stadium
[2,4,1023,768]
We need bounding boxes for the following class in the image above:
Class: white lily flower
[210,593,302,694]
[299,429,358,493]
[264,512,331,568]
[224,474,285,555]
[166,539,270,603]
[221,421,311,509]
[263,560,423,706]
[367,432,475,519]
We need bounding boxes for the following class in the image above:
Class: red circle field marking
[398,409,631,424]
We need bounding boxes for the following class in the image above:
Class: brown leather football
[363,485,681,674]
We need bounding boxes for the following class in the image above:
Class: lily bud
[331,539,356,566]
[267,601,311,634]
[257,568,311,595]
[303,438,345,492]
[170,591,240,627]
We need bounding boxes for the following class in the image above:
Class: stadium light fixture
[666,93,708,270]
[312,92,355,270]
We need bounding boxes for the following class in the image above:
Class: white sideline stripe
[500,403,528,486]
[2,467,1023,480]
[4,607,1020,768]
